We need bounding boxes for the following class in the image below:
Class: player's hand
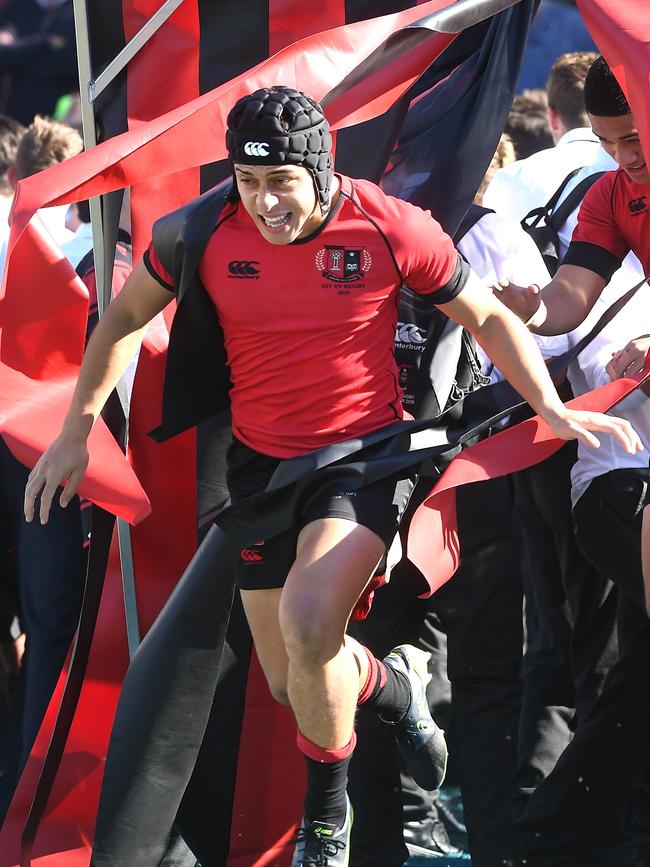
[606,335,650,380]
[24,434,89,525]
[492,280,542,323]
[545,408,642,454]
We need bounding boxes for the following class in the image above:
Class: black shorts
[227,438,414,591]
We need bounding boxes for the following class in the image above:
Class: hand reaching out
[492,280,542,324]
[546,408,642,454]
[24,433,89,525]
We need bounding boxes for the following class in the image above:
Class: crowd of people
[0,3,648,867]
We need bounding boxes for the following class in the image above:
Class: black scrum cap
[226,86,333,214]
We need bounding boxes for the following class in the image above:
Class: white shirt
[555,146,619,259]
[483,127,601,223]
[457,209,556,382]
[0,194,12,248]
[553,282,650,507]
[61,221,93,270]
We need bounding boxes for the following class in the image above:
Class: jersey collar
[291,174,350,245]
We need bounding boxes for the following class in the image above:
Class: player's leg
[279,515,446,867]
[279,517,385,866]
[239,587,289,704]
[279,517,384,752]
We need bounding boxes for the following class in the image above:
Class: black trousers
[349,476,523,867]
[515,467,650,863]
[513,444,618,804]
[0,437,86,821]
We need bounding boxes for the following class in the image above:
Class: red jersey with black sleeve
[564,169,650,279]
[144,175,466,458]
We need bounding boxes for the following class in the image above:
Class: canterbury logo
[228,260,260,277]
[244,141,270,157]
[395,323,426,345]
[240,549,264,563]
[629,196,647,214]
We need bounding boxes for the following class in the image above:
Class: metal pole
[72,0,106,313]
[72,0,141,656]
[89,0,187,103]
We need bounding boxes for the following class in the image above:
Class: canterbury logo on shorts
[244,141,270,157]
[240,548,264,563]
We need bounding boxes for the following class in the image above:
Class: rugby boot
[292,796,353,866]
[383,644,448,791]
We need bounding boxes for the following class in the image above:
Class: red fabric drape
[0,215,149,522]
[409,364,650,591]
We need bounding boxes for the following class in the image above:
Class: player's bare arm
[492,263,607,335]
[24,260,173,524]
[440,273,641,453]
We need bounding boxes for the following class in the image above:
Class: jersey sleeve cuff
[426,254,470,305]
[562,241,623,283]
[143,247,175,292]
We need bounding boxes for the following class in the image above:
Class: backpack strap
[521,167,581,231]
[550,170,606,229]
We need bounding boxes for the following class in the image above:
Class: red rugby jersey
[145,175,464,457]
[565,168,650,278]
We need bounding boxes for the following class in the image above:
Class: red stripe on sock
[357,646,387,704]
[296,730,357,763]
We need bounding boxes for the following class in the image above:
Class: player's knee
[279,592,338,668]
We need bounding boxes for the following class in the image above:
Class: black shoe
[292,796,353,866]
[403,816,461,858]
[383,645,448,791]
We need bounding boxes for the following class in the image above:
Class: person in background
[504,89,554,160]
[0,115,84,825]
[493,53,650,866]
[0,114,82,275]
[0,0,77,126]
[485,52,599,221]
[61,198,93,270]
[0,113,22,245]
[349,136,549,867]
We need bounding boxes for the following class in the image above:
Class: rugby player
[23,87,639,866]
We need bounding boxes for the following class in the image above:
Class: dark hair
[0,114,25,193]
[584,55,630,117]
[505,90,553,159]
[547,51,597,130]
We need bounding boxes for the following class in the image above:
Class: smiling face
[589,112,650,184]
[233,163,326,245]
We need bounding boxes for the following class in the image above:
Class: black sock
[303,754,351,827]
[363,659,412,723]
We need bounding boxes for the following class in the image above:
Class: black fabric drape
[382,0,539,236]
